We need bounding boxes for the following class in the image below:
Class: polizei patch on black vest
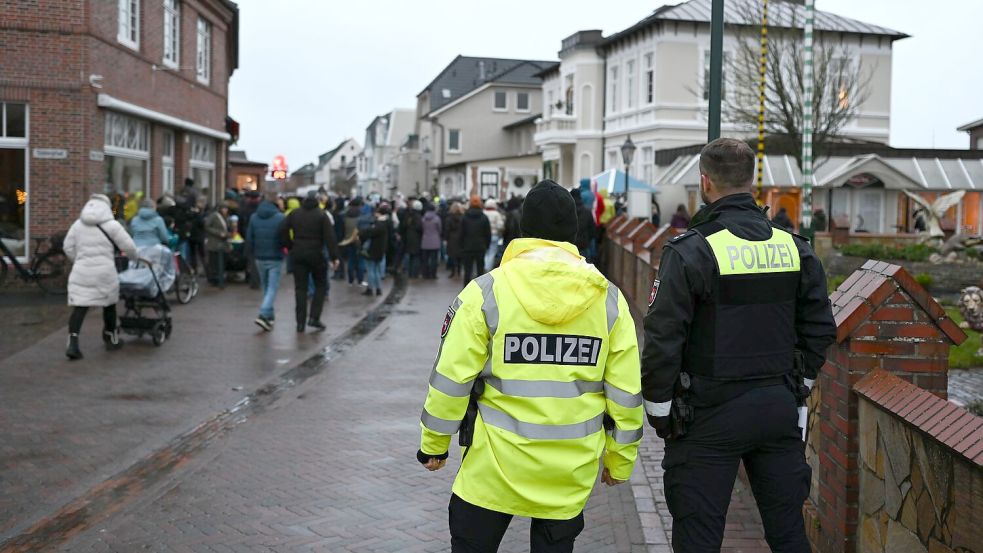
[503,334,602,366]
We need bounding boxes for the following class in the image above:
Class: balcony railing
[535,115,577,135]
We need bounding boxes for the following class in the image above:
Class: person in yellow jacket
[418,180,643,553]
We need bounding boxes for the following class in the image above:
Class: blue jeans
[484,235,500,272]
[346,245,365,283]
[255,259,283,319]
[365,258,385,291]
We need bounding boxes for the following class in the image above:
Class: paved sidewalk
[0,276,385,541]
[60,278,649,552]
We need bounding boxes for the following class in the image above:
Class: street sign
[33,148,68,160]
[271,155,287,180]
[271,169,287,180]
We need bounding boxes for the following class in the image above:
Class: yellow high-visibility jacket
[419,238,643,520]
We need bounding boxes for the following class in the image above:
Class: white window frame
[492,90,508,112]
[641,146,654,185]
[609,66,619,113]
[117,0,140,50]
[702,50,731,101]
[104,111,150,156]
[447,129,461,153]
[516,91,530,113]
[162,130,175,195]
[644,53,654,104]
[626,59,636,110]
[162,0,180,68]
[196,16,211,85]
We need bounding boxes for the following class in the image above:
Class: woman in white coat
[63,194,138,360]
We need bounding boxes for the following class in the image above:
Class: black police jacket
[641,193,835,411]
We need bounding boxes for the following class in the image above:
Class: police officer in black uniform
[641,138,836,552]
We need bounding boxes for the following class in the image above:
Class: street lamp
[621,135,636,217]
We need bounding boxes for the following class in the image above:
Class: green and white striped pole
[756,0,769,203]
[801,0,816,234]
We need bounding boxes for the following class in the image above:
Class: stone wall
[825,255,983,299]
[854,371,982,553]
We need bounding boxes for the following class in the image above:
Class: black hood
[465,207,484,218]
[302,196,319,210]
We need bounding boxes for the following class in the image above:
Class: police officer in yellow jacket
[418,180,644,553]
[642,139,836,552]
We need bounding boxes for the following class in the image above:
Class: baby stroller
[118,245,176,346]
[225,237,247,282]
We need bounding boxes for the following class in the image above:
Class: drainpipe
[428,115,445,195]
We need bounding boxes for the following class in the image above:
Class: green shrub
[914,273,933,289]
[828,275,847,293]
[837,243,938,262]
[966,400,983,418]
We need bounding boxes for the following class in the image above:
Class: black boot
[103,328,123,351]
[66,333,83,360]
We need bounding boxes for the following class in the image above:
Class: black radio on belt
[789,349,811,406]
[459,379,485,448]
[670,372,695,439]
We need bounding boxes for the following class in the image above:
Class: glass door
[0,148,27,257]
[856,189,883,233]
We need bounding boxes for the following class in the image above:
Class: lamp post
[621,135,637,217]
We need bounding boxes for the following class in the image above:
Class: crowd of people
[60,176,636,357]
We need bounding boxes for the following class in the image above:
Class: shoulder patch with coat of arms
[440,305,457,338]
[648,279,661,307]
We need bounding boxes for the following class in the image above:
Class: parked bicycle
[0,233,70,295]
[172,249,199,304]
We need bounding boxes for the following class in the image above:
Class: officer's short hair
[699,138,755,190]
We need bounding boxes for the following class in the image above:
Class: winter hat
[140,198,155,209]
[485,198,498,210]
[377,202,391,215]
[469,195,482,209]
[90,193,112,208]
[412,200,423,211]
[520,180,578,244]
[158,195,176,208]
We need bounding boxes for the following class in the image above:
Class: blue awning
[592,168,658,194]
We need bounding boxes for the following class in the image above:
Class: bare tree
[723,2,874,169]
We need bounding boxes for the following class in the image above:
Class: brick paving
[60,278,649,552]
[633,432,769,553]
[0,287,70,358]
[0,276,384,541]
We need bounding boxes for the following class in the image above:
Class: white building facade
[535,0,905,215]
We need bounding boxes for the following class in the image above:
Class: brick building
[0,0,239,258]
[227,150,267,193]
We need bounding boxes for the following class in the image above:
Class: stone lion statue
[958,286,983,357]
[958,287,983,331]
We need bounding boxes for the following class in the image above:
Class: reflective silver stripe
[485,376,603,398]
[429,371,473,397]
[612,426,643,444]
[645,400,672,418]
[421,408,462,434]
[604,383,643,408]
[478,403,604,440]
[605,284,620,333]
[475,273,498,336]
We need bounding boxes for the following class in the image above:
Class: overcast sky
[227,0,983,170]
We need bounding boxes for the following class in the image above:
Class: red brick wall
[805,261,966,553]
[0,0,234,242]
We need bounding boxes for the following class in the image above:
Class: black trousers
[291,252,326,324]
[68,304,117,334]
[663,385,811,553]
[460,254,484,284]
[207,250,226,286]
[448,494,584,553]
